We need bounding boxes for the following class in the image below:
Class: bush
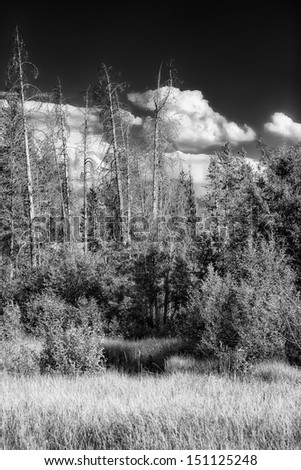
[24,291,72,337]
[190,242,299,368]
[3,303,23,340]
[2,304,41,375]
[24,291,106,338]
[76,297,104,335]
[6,248,138,338]
[284,296,301,366]
[40,326,106,375]
[3,338,41,375]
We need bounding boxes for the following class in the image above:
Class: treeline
[2,28,301,373]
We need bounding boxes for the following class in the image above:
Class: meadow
[3,357,301,450]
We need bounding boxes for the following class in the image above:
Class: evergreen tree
[259,144,301,288]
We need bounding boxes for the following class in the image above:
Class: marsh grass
[251,360,301,384]
[165,354,219,374]
[100,337,186,373]
[3,361,301,450]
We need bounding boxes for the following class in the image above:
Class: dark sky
[1,4,300,146]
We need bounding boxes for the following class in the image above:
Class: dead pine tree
[100,64,126,243]
[152,62,174,222]
[51,130,65,237]
[82,85,91,254]
[114,92,132,244]
[125,129,132,244]
[53,77,71,242]
[6,27,38,267]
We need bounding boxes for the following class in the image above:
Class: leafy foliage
[3,302,23,340]
[3,339,41,375]
[40,326,106,375]
[192,241,299,367]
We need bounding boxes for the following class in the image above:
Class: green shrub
[284,299,301,367]
[3,338,41,375]
[6,248,138,338]
[195,266,286,364]
[3,303,23,340]
[24,291,106,338]
[191,242,299,368]
[76,297,104,335]
[24,291,73,337]
[40,326,106,375]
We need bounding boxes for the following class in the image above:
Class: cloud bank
[264,113,301,143]
[128,87,256,153]
[171,151,210,184]
[168,151,261,196]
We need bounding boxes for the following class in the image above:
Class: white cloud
[168,151,210,189]
[170,152,260,186]
[19,101,109,191]
[264,113,301,143]
[118,108,143,127]
[19,101,143,189]
[128,87,256,153]
[132,116,143,126]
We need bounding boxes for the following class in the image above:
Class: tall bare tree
[152,62,174,220]
[53,77,71,241]
[96,64,126,242]
[5,27,38,267]
[82,86,91,253]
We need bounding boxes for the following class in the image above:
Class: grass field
[3,360,301,450]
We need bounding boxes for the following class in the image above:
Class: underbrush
[40,326,106,375]
[2,336,42,375]
[2,335,186,375]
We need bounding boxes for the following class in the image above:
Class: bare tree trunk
[83,86,90,253]
[115,90,130,244]
[16,28,35,267]
[102,64,125,242]
[9,153,15,278]
[152,63,163,220]
[163,269,170,325]
[152,108,160,220]
[134,151,145,215]
[152,63,173,221]
[52,133,66,227]
[126,132,132,244]
[56,78,71,242]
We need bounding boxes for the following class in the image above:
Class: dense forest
[2,28,301,375]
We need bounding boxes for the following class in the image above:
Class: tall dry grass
[3,361,301,449]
